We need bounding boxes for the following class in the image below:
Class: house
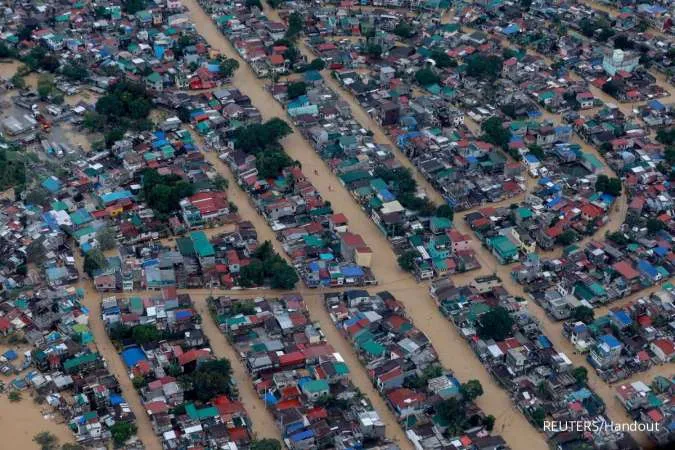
[488,235,519,264]
[146,72,164,91]
[650,338,675,363]
[340,233,372,268]
[386,388,426,418]
[589,335,623,369]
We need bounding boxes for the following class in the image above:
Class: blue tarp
[637,260,658,278]
[537,335,552,349]
[175,310,193,321]
[110,394,124,405]
[264,391,277,405]
[290,429,314,442]
[2,350,18,361]
[378,188,396,202]
[121,346,147,368]
[342,265,364,277]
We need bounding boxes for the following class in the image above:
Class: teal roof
[191,231,215,258]
[302,379,329,394]
[63,352,99,372]
[70,208,93,226]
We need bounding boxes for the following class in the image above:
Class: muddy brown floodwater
[180,1,551,448]
[0,345,76,449]
[72,253,163,450]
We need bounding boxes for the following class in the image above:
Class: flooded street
[72,253,163,450]
[180,1,549,448]
[0,393,75,449]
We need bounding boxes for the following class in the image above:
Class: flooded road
[0,345,76,449]
[181,1,549,448]
[72,253,162,450]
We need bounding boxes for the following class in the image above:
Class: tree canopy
[481,117,511,149]
[595,174,621,196]
[185,358,234,402]
[0,145,27,192]
[460,379,484,402]
[219,58,240,78]
[415,67,440,86]
[84,249,108,276]
[430,49,457,69]
[393,21,415,38]
[239,241,298,289]
[466,54,503,80]
[571,305,594,324]
[477,306,514,341]
[251,439,282,450]
[110,422,137,446]
[287,81,307,99]
[140,169,195,215]
[234,119,294,178]
[397,250,419,272]
[286,12,303,39]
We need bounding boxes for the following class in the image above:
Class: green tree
[245,0,262,8]
[256,150,294,179]
[483,415,496,431]
[96,226,117,251]
[530,407,546,428]
[287,81,307,99]
[466,54,503,80]
[366,43,382,58]
[556,230,577,246]
[10,73,26,89]
[84,249,108,276]
[269,261,299,289]
[286,12,303,39]
[37,74,54,99]
[62,63,89,81]
[572,306,594,324]
[430,49,457,69]
[477,307,514,341]
[33,432,58,450]
[415,67,440,86]
[123,0,147,14]
[435,398,467,434]
[131,324,162,345]
[613,35,633,50]
[527,144,545,160]
[309,58,326,71]
[647,218,664,234]
[110,422,137,446]
[397,250,418,272]
[460,379,484,402]
[481,117,511,149]
[602,79,620,97]
[239,259,265,287]
[219,58,239,78]
[393,21,415,38]
[189,359,234,402]
[572,366,588,385]
[61,444,85,450]
[435,204,454,221]
[251,439,282,450]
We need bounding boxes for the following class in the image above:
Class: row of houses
[561,285,675,383]
[615,375,675,446]
[209,294,396,450]
[323,289,510,450]
[103,290,253,449]
[430,275,640,449]
[0,286,140,447]
[513,237,673,317]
